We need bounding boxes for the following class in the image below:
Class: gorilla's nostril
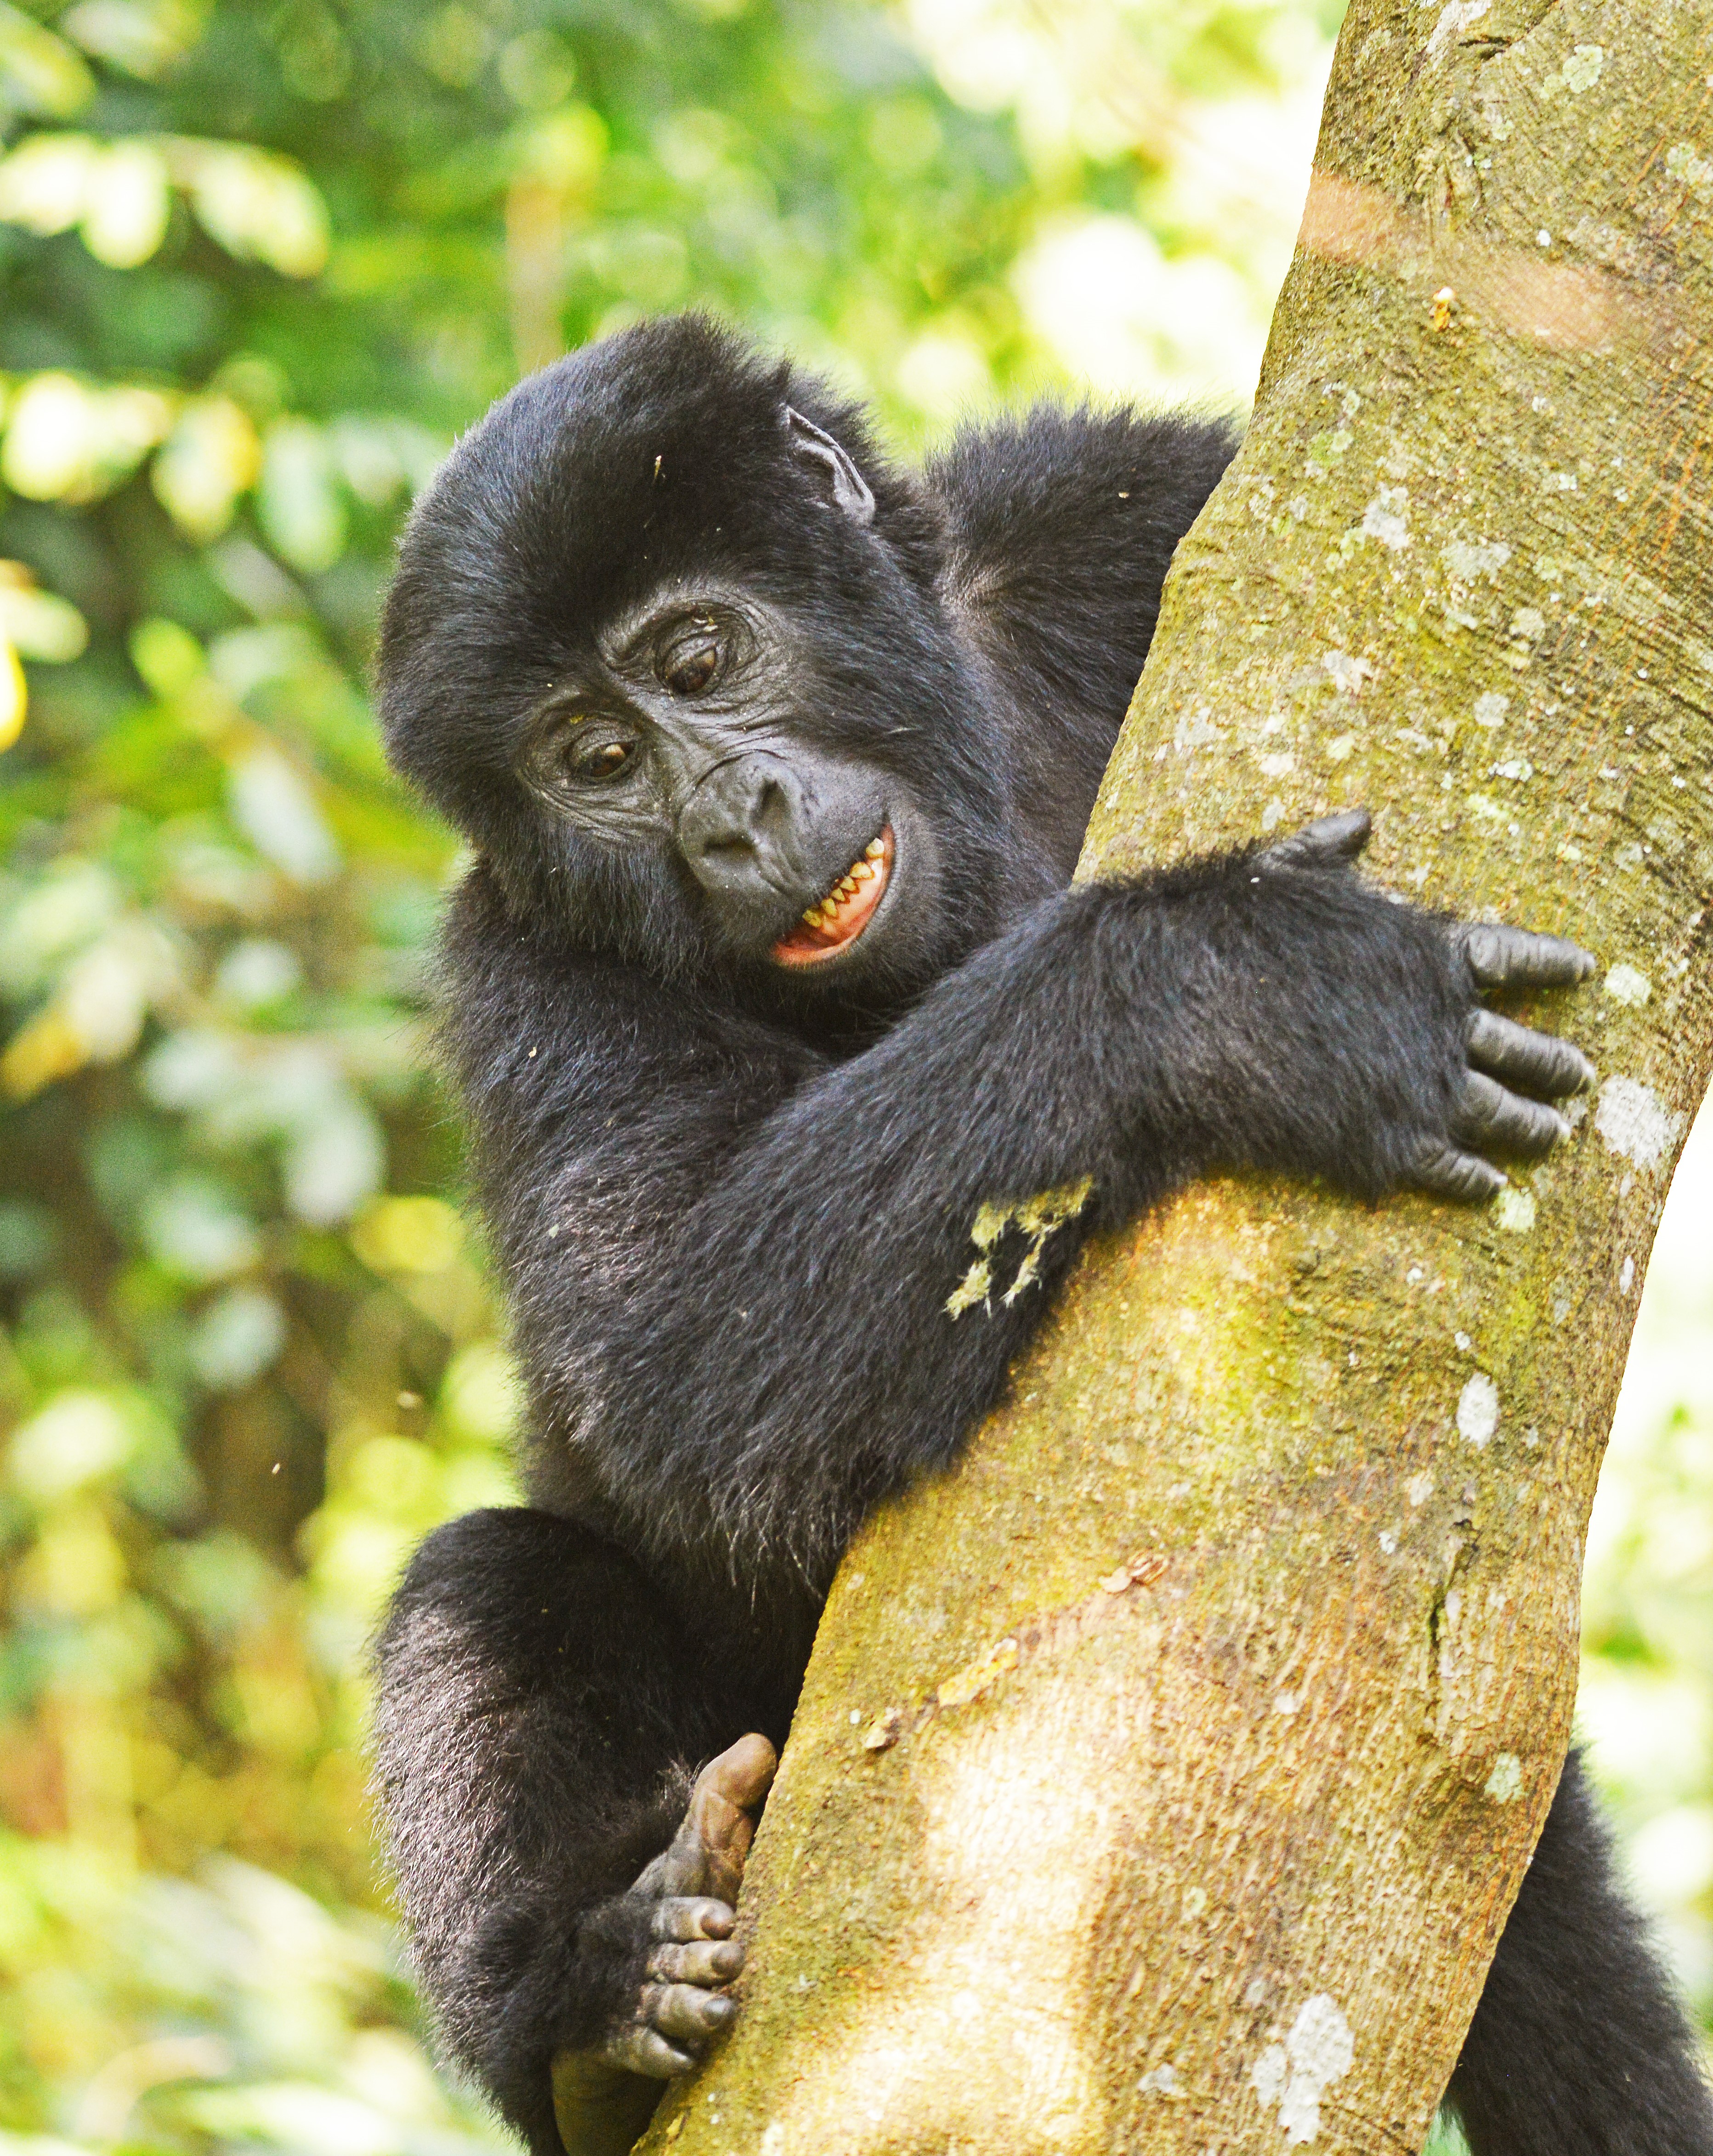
[678,753,806,897]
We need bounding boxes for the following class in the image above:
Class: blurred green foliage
[1582,1104,1713,2020]
[0,0,1705,2149]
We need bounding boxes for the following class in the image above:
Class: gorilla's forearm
[538,848,1473,1581]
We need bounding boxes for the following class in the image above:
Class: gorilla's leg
[374,1509,781,2156]
[1449,1750,1713,2156]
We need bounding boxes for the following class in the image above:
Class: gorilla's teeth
[776,831,891,965]
[801,837,887,935]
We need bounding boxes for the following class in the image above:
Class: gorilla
[372,314,1712,2156]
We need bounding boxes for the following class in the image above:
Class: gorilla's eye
[569,736,634,783]
[662,639,719,696]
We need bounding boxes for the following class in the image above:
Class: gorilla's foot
[598,1733,777,2079]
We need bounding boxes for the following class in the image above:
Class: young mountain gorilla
[374,316,1712,2156]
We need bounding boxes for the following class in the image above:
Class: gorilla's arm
[445,838,1587,1587]
[931,402,1237,737]
[930,405,1237,871]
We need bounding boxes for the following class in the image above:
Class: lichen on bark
[632,5,1713,2150]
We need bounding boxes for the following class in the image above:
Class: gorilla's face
[510,576,949,992]
[378,317,1014,1007]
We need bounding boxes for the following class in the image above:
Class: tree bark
[636,5,1713,2150]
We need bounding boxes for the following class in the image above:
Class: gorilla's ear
[783,406,875,526]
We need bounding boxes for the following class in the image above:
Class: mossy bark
[635,4,1713,2150]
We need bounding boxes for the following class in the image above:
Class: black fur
[1455,1752,1713,2155]
[372,316,1712,2155]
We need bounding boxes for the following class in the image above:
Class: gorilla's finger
[1411,1137,1508,1203]
[666,1733,777,1902]
[650,1896,735,1943]
[601,2025,695,2080]
[654,1831,709,1900]
[647,1939,744,1987]
[1264,805,1373,870]
[1466,1009,1594,1098]
[659,1821,741,1908]
[1458,922,1597,990]
[1455,1070,1569,1157]
[693,1733,778,1816]
[647,1983,738,2044]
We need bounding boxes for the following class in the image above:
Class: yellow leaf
[0,632,24,749]
[151,395,261,539]
[1,1007,85,1098]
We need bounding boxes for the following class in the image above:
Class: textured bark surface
[636,5,1713,2150]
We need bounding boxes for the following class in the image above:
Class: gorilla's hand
[1265,806,1595,1202]
[1416,927,1595,1199]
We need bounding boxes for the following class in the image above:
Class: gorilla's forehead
[427,318,860,634]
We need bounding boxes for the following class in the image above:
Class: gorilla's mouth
[771,827,893,967]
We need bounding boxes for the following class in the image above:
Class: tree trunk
[636,5,1713,2149]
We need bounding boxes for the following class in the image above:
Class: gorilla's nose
[677,753,800,896]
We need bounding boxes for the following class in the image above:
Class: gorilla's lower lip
[771,827,893,967]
